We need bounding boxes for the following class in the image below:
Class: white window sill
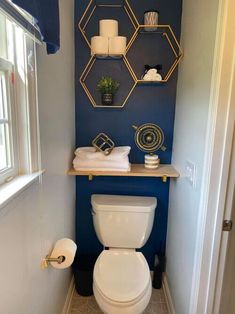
[0,170,45,210]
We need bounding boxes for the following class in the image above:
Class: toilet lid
[94,250,150,303]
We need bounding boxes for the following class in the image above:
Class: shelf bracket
[162,175,168,183]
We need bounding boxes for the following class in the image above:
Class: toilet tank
[91,194,157,249]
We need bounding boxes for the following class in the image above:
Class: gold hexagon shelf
[80,55,137,108]
[78,0,139,49]
[126,25,183,83]
[78,1,183,108]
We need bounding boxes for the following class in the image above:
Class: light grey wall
[0,0,75,313]
[166,0,220,313]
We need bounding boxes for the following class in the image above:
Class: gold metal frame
[132,123,165,153]
[92,133,115,155]
[80,55,137,108]
[78,0,139,49]
[127,25,183,83]
[78,1,183,108]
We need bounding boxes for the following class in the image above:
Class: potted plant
[97,76,120,106]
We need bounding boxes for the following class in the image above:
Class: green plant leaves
[97,76,120,95]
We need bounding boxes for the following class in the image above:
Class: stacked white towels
[73,146,131,172]
[143,68,162,81]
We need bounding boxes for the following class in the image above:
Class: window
[0,10,41,186]
[0,68,14,174]
[0,14,16,184]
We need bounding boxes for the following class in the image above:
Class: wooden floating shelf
[67,164,180,182]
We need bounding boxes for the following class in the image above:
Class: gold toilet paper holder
[41,238,77,270]
[45,254,65,265]
[41,254,65,269]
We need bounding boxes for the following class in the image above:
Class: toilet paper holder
[41,238,77,270]
[45,254,65,266]
[41,254,65,270]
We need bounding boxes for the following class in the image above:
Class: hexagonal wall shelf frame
[126,25,183,83]
[78,0,139,49]
[78,1,183,108]
[80,55,137,108]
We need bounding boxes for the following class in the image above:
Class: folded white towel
[154,73,162,81]
[73,156,130,171]
[75,146,131,161]
[143,74,152,81]
[73,166,131,172]
[143,73,162,81]
[147,69,158,76]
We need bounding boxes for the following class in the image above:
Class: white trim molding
[0,170,44,209]
[62,276,75,314]
[189,0,235,312]
[163,273,176,314]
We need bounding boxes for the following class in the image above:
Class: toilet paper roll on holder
[41,238,77,270]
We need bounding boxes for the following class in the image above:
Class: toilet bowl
[91,194,157,314]
[93,249,152,314]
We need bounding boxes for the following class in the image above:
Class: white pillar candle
[144,11,159,31]
[91,36,109,57]
[144,154,160,169]
[109,36,127,56]
[99,19,118,37]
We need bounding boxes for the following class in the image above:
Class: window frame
[0,11,41,187]
[0,30,18,184]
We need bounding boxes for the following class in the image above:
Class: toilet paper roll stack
[91,19,127,57]
[50,238,77,269]
[109,36,127,56]
[99,19,118,37]
[91,36,109,57]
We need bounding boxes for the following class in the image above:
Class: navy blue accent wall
[75,0,182,269]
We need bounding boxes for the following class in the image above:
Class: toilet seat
[93,277,152,314]
[93,249,150,304]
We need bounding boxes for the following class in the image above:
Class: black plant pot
[101,93,113,106]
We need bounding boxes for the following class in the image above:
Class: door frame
[188,0,235,312]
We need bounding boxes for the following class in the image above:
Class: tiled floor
[70,288,169,314]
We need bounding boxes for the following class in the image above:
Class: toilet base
[93,279,152,314]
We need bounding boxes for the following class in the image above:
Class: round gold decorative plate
[133,123,164,153]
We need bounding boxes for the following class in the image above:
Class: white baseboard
[163,273,176,314]
[62,276,75,314]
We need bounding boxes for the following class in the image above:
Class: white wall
[0,1,75,313]
[166,0,220,313]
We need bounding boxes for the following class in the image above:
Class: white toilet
[91,194,157,314]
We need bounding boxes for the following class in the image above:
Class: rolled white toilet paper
[109,36,127,56]
[91,36,109,57]
[99,19,118,37]
[50,238,77,269]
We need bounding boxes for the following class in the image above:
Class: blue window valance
[0,0,60,54]
[0,0,41,41]
[12,0,60,54]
